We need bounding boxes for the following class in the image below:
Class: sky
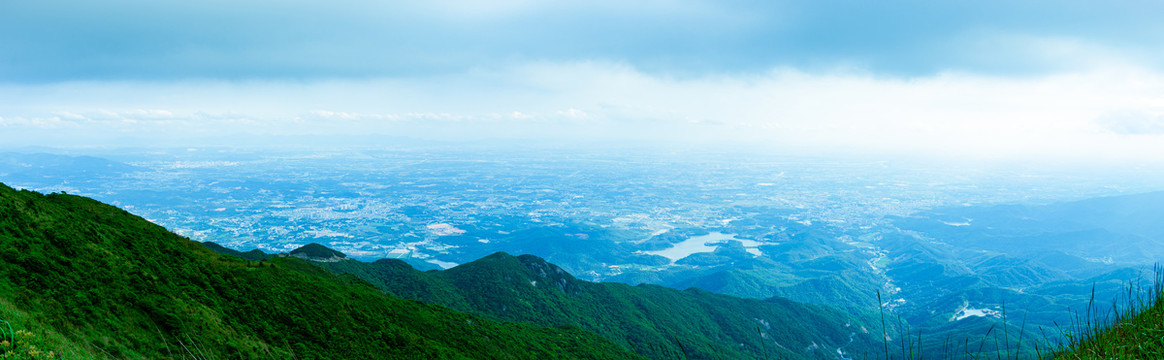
[3,0,1164,162]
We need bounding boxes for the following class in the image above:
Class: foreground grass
[867,266,1164,360]
[1,329,62,360]
[1048,266,1164,359]
[0,299,100,359]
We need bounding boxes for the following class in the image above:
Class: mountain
[893,191,1164,264]
[271,244,881,360]
[200,241,273,261]
[289,242,347,261]
[0,152,141,182]
[0,183,643,359]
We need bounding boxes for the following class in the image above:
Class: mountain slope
[1051,274,1164,359]
[0,183,644,359]
[300,247,880,360]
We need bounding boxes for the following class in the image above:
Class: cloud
[557,108,590,119]
[1099,111,1164,135]
[2,62,1164,163]
[4,1,1164,82]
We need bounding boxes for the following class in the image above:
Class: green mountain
[0,183,644,359]
[201,241,273,261]
[289,242,347,261]
[283,245,881,360]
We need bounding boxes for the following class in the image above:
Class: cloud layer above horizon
[3,1,1164,161]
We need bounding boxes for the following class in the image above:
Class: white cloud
[1098,110,1164,135]
[557,108,589,119]
[2,62,1163,162]
[951,31,1138,72]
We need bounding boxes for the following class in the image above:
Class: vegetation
[200,242,272,261]
[1049,267,1164,359]
[0,183,644,359]
[7,176,1163,360]
[1,328,61,359]
[858,268,1164,359]
[290,247,881,360]
[289,243,346,260]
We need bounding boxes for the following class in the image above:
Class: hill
[201,241,273,261]
[268,244,881,360]
[0,183,643,359]
[0,152,141,181]
[289,242,347,261]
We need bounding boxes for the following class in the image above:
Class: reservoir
[646,232,763,263]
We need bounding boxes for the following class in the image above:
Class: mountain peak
[516,254,570,278]
[480,251,516,260]
[202,241,272,261]
[289,243,346,262]
[443,252,584,294]
[516,254,583,294]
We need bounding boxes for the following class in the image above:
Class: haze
[3,1,1164,163]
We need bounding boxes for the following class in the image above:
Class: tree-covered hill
[289,242,347,261]
[284,245,881,360]
[0,183,644,359]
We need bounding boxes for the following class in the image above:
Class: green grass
[0,311,89,360]
[0,328,60,359]
[1048,266,1164,359]
[867,265,1164,359]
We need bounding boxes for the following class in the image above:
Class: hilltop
[289,242,347,261]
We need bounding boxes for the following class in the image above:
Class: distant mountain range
[894,191,1164,264]
[0,152,141,181]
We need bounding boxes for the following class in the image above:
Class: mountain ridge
[229,242,880,360]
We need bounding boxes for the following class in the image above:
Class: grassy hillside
[0,183,644,359]
[1050,270,1164,359]
[298,248,881,360]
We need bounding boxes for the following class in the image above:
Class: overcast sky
[3,1,1164,161]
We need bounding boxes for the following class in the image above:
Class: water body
[646,232,763,262]
[942,219,972,226]
[956,308,987,320]
[427,259,460,269]
[954,305,998,321]
[736,239,765,256]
